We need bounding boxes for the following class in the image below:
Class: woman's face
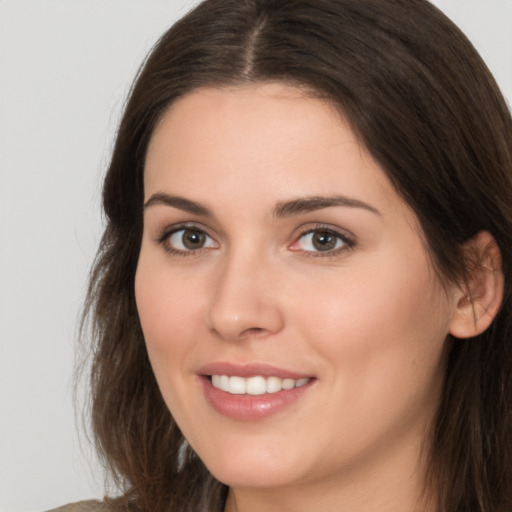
[136,83,458,495]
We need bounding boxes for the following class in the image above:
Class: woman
[55,0,512,511]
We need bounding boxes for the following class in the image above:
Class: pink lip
[197,361,311,379]
[197,362,315,421]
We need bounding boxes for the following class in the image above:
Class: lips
[198,362,315,420]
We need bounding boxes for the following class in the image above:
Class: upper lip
[197,361,314,380]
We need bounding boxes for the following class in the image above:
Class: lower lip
[200,377,314,421]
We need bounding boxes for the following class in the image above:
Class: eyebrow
[273,195,381,217]
[143,192,380,218]
[144,193,213,216]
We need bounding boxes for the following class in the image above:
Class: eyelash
[290,224,356,258]
[157,224,217,257]
[156,223,356,258]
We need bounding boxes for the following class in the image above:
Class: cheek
[297,249,451,404]
[134,253,202,375]
[134,256,208,433]
[317,239,448,340]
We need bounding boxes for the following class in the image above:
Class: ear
[449,231,504,339]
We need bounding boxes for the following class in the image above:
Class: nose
[206,249,285,341]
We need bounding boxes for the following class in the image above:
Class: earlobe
[449,231,504,339]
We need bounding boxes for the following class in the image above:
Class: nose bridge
[207,243,284,340]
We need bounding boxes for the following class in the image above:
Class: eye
[290,227,354,254]
[164,227,217,253]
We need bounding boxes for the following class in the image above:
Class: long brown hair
[82,1,512,511]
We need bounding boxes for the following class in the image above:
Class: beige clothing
[47,501,107,512]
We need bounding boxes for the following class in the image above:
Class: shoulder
[46,500,108,512]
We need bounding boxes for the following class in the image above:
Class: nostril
[240,327,266,338]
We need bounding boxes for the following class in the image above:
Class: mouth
[197,363,316,421]
[209,374,311,395]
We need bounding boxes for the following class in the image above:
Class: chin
[199,446,309,489]
[210,465,303,490]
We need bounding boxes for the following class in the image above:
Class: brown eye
[167,228,216,252]
[182,229,206,249]
[311,230,339,251]
[293,228,351,254]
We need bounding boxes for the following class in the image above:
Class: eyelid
[156,222,219,255]
[288,223,356,256]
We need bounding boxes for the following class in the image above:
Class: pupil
[183,230,205,249]
[313,231,336,251]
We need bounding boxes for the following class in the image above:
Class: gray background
[0,1,510,511]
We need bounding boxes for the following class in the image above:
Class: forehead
[144,83,390,200]
[146,83,346,164]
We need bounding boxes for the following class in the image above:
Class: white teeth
[246,376,267,395]
[282,378,295,390]
[266,376,282,393]
[212,374,230,392]
[210,375,311,395]
[219,375,230,392]
[229,376,246,394]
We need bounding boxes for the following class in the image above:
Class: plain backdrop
[0,1,510,511]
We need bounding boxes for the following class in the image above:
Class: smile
[210,375,311,395]
[198,362,316,420]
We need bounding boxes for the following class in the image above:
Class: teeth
[266,376,282,393]
[210,375,311,395]
[246,376,266,395]
[282,378,295,390]
[218,375,230,392]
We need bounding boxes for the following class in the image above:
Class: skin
[135,83,464,512]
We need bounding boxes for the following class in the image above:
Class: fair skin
[135,83,500,512]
